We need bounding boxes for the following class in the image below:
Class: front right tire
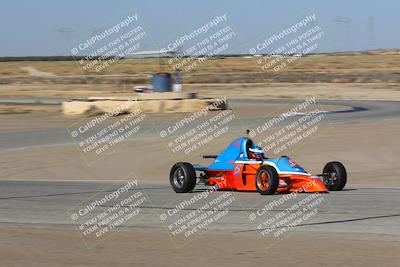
[322,161,347,191]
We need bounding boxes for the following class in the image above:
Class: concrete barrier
[62,96,227,115]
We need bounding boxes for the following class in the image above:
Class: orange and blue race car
[169,136,347,195]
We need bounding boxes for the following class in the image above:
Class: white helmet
[248,146,264,159]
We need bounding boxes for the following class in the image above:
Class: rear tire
[170,162,197,193]
[255,166,279,195]
[323,161,347,191]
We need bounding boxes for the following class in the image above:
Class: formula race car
[169,136,347,195]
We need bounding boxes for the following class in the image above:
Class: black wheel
[255,166,279,195]
[170,162,197,193]
[322,161,347,191]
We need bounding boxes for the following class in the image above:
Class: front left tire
[170,162,197,193]
[255,166,279,195]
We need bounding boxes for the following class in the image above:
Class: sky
[0,0,399,56]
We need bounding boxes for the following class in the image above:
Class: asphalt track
[0,180,399,241]
[1,99,399,240]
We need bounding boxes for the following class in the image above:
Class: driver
[248,146,264,160]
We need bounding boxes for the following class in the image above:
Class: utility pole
[334,17,352,52]
[367,16,376,50]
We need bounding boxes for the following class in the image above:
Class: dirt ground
[0,225,398,267]
[1,51,400,102]
[1,51,399,77]
[0,83,399,101]
[0,104,60,114]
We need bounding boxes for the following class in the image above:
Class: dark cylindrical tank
[151,73,172,92]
